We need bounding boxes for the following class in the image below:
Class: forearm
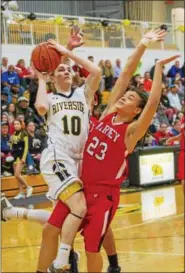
[22,137,29,161]
[35,78,49,116]
[61,45,71,64]
[67,51,101,76]
[123,41,146,76]
[169,134,181,142]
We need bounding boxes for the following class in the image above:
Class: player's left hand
[67,25,85,50]
[156,55,181,66]
[143,28,167,42]
[47,39,70,57]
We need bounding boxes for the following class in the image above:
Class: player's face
[115,91,142,117]
[54,64,72,86]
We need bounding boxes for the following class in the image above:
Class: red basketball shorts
[47,186,120,253]
[177,151,184,180]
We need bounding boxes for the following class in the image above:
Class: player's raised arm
[126,55,180,152]
[102,29,167,117]
[32,64,50,116]
[47,39,101,103]
[62,26,84,64]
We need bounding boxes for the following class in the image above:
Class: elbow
[35,104,48,116]
[95,67,101,77]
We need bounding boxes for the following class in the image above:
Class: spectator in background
[28,78,39,110]
[16,113,26,128]
[15,59,31,89]
[160,87,175,124]
[138,82,145,92]
[131,74,142,87]
[8,113,15,135]
[1,57,8,73]
[154,123,173,145]
[104,59,114,91]
[181,62,185,79]
[98,60,105,92]
[1,121,13,176]
[2,65,24,104]
[170,119,181,136]
[16,96,43,125]
[150,59,166,83]
[72,56,93,79]
[1,112,9,123]
[26,121,42,169]
[167,60,183,83]
[88,56,94,63]
[167,85,182,113]
[150,58,159,80]
[143,72,152,92]
[113,58,122,83]
[7,103,16,118]
[1,90,9,112]
[175,79,184,102]
[11,119,33,199]
[1,121,11,157]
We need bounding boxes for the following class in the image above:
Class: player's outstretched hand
[156,55,181,66]
[143,28,167,42]
[47,39,70,57]
[67,25,85,50]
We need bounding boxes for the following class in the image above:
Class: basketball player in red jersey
[166,115,184,195]
[42,30,181,272]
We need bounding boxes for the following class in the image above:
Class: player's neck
[115,113,133,124]
[55,83,71,93]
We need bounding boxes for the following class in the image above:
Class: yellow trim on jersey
[59,181,82,202]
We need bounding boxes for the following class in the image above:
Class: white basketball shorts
[40,145,83,201]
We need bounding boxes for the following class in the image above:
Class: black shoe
[48,263,70,273]
[69,251,80,273]
[107,266,121,273]
[1,193,13,221]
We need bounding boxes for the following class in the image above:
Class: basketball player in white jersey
[31,35,101,272]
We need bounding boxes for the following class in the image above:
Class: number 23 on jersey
[86,136,108,160]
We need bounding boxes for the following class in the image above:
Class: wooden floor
[2,184,184,272]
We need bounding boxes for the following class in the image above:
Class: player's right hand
[47,39,70,57]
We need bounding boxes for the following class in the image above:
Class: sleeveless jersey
[89,115,98,132]
[180,116,184,151]
[45,86,89,159]
[81,112,130,187]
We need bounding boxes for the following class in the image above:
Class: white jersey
[45,86,90,160]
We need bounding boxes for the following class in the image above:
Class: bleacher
[2,12,179,50]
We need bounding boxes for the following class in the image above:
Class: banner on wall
[139,152,175,185]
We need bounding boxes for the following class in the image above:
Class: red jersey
[180,116,184,151]
[81,113,129,187]
[89,115,98,132]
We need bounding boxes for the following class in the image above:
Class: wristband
[141,38,151,48]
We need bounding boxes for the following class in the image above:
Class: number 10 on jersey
[62,115,81,136]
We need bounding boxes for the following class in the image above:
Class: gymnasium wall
[2,44,184,76]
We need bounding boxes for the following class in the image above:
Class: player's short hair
[127,87,148,110]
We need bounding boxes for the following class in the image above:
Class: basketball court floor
[2,184,184,272]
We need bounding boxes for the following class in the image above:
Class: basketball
[31,42,61,73]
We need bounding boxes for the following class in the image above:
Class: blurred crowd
[1,55,185,179]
